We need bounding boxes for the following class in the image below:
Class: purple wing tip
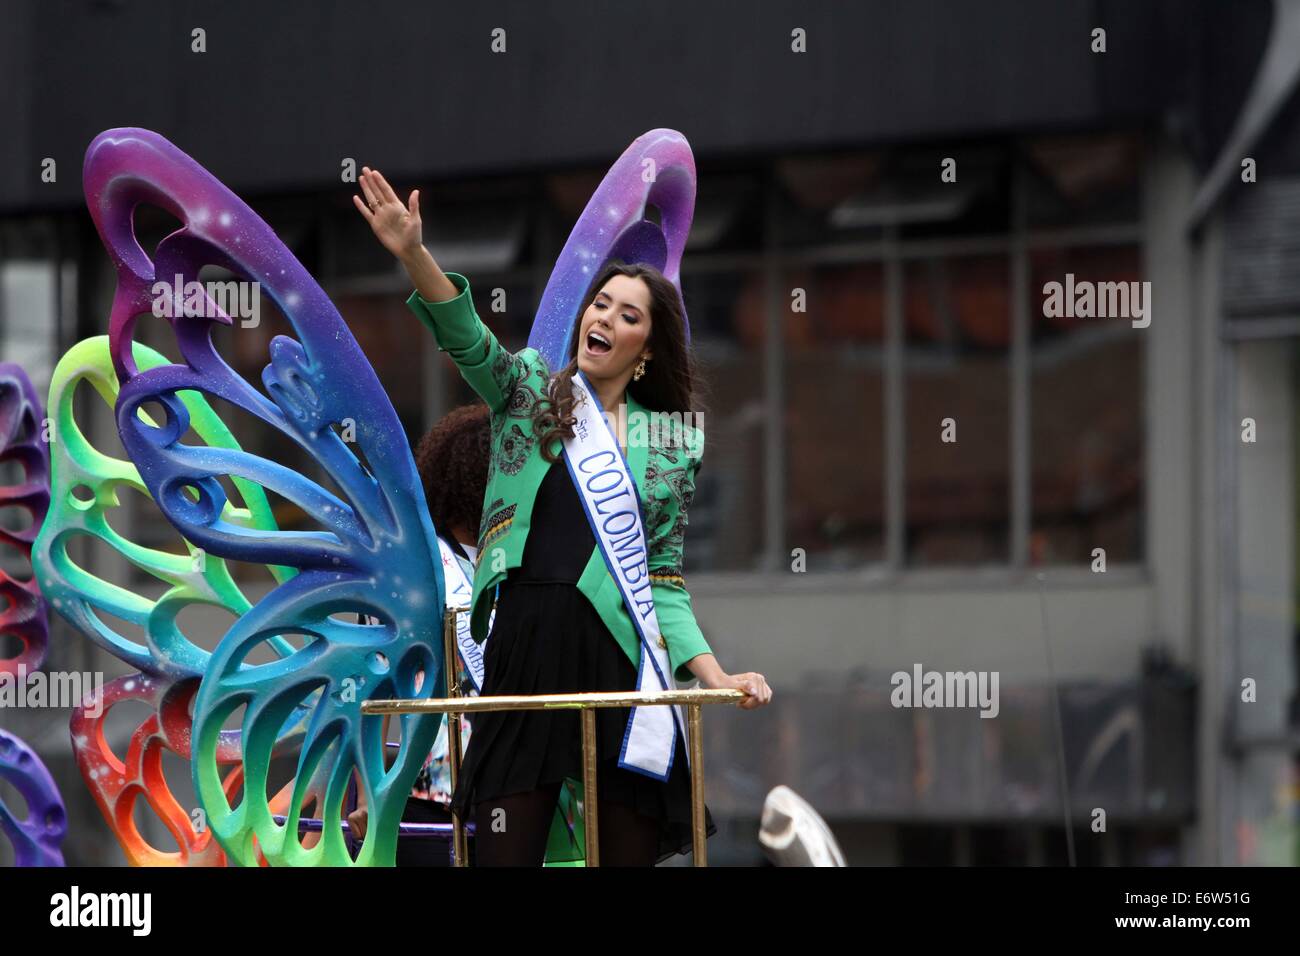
[529,128,699,364]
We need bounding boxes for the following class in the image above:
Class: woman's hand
[713,671,772,710]
[353,166,460,303]
[688,654,772,711]
[347,805,368,841]
[353,167,422,261]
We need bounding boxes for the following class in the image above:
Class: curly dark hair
[413,403,492,540]
[530,260,702,462]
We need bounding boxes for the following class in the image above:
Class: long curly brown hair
[413,403,492,539]
[531,261,701,462]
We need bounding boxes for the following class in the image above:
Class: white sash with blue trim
[438,535,485,692]
[562,371,685,781]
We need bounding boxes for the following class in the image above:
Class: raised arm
[353,167,526,413]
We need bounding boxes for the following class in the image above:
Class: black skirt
[449,577,716,864]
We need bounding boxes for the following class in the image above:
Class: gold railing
[361,606,745,866]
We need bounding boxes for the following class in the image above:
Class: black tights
[473,781,660,866]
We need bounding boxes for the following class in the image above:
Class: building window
[1027,244,1144,564]
[784,262,885,568]
[765,135,1145,573]
[904,254,1012,565]
[682,267,767,572]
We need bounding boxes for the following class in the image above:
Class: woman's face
[576,274,654,384]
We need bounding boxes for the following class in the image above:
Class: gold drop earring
[633,355,649,381]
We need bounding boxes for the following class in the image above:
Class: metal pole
[444,606,469,867]
[363,688,745,715]
[581,709,599,867]
[687,704,706,866]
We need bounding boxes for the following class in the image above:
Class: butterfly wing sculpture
[0,729,66,867]
[68,671,321,867]
[36,336,300,678]
[80,128,446,866]
[0,362,66,867]
[69,674,231,866]
[36,335,317,865]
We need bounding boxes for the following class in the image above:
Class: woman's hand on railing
[713,671,772,710]
[686,653,771,710]
[690,663,771,711]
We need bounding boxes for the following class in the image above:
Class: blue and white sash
[437,535,485,693]
[366,536,485,693]
[562,370,685,781]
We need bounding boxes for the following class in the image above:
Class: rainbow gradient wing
[34,336,299,679]
[34,335,316,865]
[84,128,445,866]
[69,672,317,867]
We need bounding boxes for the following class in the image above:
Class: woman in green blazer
[356,166,771,865]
